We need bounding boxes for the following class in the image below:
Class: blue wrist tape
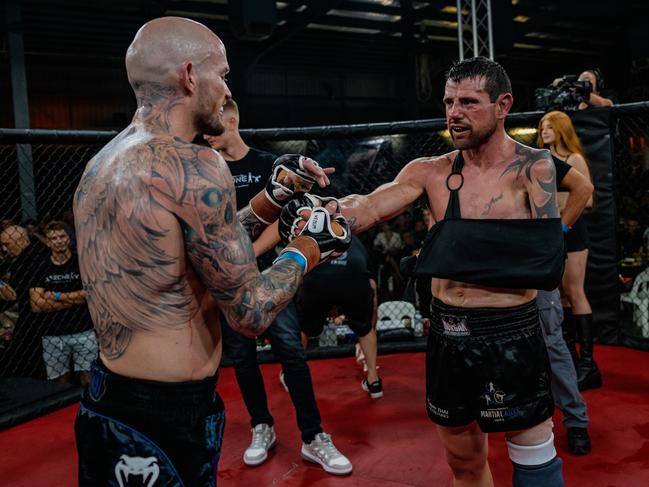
[54,291,61,302]
[275,251,307,273]
[561,223,571,233]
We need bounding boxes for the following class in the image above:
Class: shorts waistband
[431,298,538,336]
[87,359,219,408]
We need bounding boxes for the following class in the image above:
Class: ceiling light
[510,128,537,135]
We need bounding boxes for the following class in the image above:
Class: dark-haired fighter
[282,57,572,487]
[73,16,348,486]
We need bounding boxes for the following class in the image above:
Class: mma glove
[278,193,341,244]
[249,154,322,224]
[275,206,351,274]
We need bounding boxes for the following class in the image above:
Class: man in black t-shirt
[0,225,48,379]
[29,221,96,386]
[204,100,351,474]
[204,100,275,210]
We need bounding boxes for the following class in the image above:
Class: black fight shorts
[296,277,373,338]
[75,360,225,487]
[426,299,553,433]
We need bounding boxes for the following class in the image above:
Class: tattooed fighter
[72,17,349,486]
[282,58,568,487]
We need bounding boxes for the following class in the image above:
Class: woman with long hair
[538,111,601,390]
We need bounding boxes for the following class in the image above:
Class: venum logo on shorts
[440,314,470,336]
[426,398,449,419]
[114,455,160,487]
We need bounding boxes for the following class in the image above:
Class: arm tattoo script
[74,136,302,359]
[501,144,559,219]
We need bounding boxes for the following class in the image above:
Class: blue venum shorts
[75,360,225,486]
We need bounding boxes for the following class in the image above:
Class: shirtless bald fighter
[282,58,566,487]
[73,17,349,486]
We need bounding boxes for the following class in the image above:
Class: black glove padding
[265,154,322,207]
[279,193,342,244]
[283,207,351,264]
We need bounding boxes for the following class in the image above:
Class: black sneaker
[567,427,592,455]
[361,378,383,399]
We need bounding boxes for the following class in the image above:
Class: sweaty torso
[415,146,538,308]
[74,125,222,381]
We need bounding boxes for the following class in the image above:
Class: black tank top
[414,152,565,290]
[552,155,571,192]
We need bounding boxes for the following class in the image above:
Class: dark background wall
[2,0,649,130]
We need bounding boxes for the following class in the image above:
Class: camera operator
[576,70,613,110]
[538,68,614,112]
[550,69,613,110]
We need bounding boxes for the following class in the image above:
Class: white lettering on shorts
[427,398,449,419]
[440,314,470,337]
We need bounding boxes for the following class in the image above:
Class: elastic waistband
[431,298,538,336]
[87,359,219,408]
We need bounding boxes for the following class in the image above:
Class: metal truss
[456,0,494,60]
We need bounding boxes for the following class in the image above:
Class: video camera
[534,75,593,112]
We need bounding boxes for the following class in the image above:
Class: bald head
[126,16,225,94]
[0,225,30,258]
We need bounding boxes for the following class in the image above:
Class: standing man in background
[205,99,352,475]
[29,221,96,386]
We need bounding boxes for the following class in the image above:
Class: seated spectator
[413,219,428,246]
[29,221,97,386]
[373,222,406,299]
[621,218,644,256]
[401,231,419,259]
[0,225,48,378]
[0,269,17,351]
[0,225,31,259]
[296,236,383,398]
[373,222,403,256]
[393,213,412,234]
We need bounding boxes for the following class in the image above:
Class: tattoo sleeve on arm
[502,145,559,219]
[152,145,302,337]
[238,205,268,242]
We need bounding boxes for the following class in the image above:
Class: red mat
[1,345,648,486]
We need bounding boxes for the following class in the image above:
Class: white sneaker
[243,424,277,466]
[279,370,289,392]
[301,432,352,475]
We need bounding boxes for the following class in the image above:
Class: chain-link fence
[612,103,649,345]
[1,136,106,386]
[0,105,646,425]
